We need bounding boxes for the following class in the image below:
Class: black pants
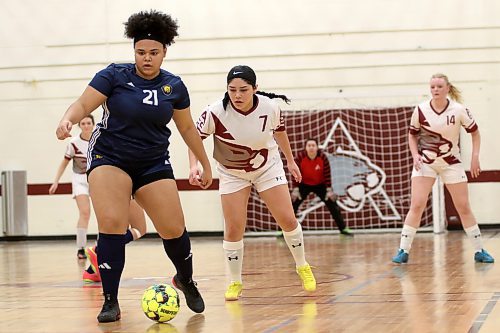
[292,183,347,231]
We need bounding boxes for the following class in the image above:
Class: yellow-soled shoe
[296,264,316,292]
[224,282,243,301]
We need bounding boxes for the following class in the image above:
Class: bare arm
[408,133,422,171]
[274,131,301,183]
[172,107,212,188]
[56,86,107,140]
[48,158,71,194]
[470,129,481,178]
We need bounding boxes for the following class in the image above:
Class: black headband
[227,65,256,86]
[133,32,165,46]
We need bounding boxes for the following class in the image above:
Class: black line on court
[468,292,500,333]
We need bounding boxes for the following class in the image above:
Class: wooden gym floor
[1,231,500,333]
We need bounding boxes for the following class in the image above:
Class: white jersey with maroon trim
[64,135,89,174]
[196,94,285,173]
[409,99,478,165]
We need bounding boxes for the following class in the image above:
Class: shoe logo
[228,255,239,261]
[184,253,193,261]
[291,242,302,248]
[99,263,111,270]
[232,71,243,75]
[276,176,283,181]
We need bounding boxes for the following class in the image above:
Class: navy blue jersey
[88,63,189,164]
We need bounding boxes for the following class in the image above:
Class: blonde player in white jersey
[392,73,494,264]
[49,115,95,258]
[189,65,316,301]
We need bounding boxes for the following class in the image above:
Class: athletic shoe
[83,270,101,283]
[340,228,354,237]
[97,294,121,323]
[77,248,87,259]
[85,246,99,276]
[224,282,243,301]
[296,264,316,292]
[474,249,495,263]
[172,275,205,313]
[392,249,409,264]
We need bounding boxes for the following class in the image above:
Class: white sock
[283,223,308,267]
[76,227,87,248]
[223,240,244,283]
[399,225,417,253]
[464,225,483,252]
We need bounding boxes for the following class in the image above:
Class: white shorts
[217,156,288,195]
[72,173,89,198]
[411,162,467,184]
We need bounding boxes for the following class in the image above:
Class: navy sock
[124,229,134,244]
[97,233,126,300]
[162,229,193,282]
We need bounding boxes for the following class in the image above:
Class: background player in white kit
[49,115,94,259]
[189,65,316,301]
[392,73,494,264]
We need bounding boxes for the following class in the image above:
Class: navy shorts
[87,152,175,194]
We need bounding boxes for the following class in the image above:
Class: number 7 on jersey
[259,115,268,132]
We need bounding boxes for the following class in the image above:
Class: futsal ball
[142,284,180,322]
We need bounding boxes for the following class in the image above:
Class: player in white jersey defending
[50,115,95,259]
[189,65,316,301]
[392,73,494,264]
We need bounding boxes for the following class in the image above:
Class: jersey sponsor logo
[94,154,103,159]
[161,84,172,96]
[296,117,401,223]
[126,82,135,87]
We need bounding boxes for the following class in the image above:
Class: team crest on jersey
[161,85,172,95]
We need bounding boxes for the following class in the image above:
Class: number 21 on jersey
[446,115,455,125]
[143,89,158,106]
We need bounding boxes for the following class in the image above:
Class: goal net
[246,107,434,231]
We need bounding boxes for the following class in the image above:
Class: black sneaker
[77,248,87,259]
[172,275,205,313]
[97,294,121,323]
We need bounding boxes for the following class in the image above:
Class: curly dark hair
[124,10,179,46]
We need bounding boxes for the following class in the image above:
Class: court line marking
[261,268,395,332]
[468,292,500,333]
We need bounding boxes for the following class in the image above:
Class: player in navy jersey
[292,139,352,236]
[55,10,212,322]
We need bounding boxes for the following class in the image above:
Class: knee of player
[79,209,91,220]
[224,221,246,239]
